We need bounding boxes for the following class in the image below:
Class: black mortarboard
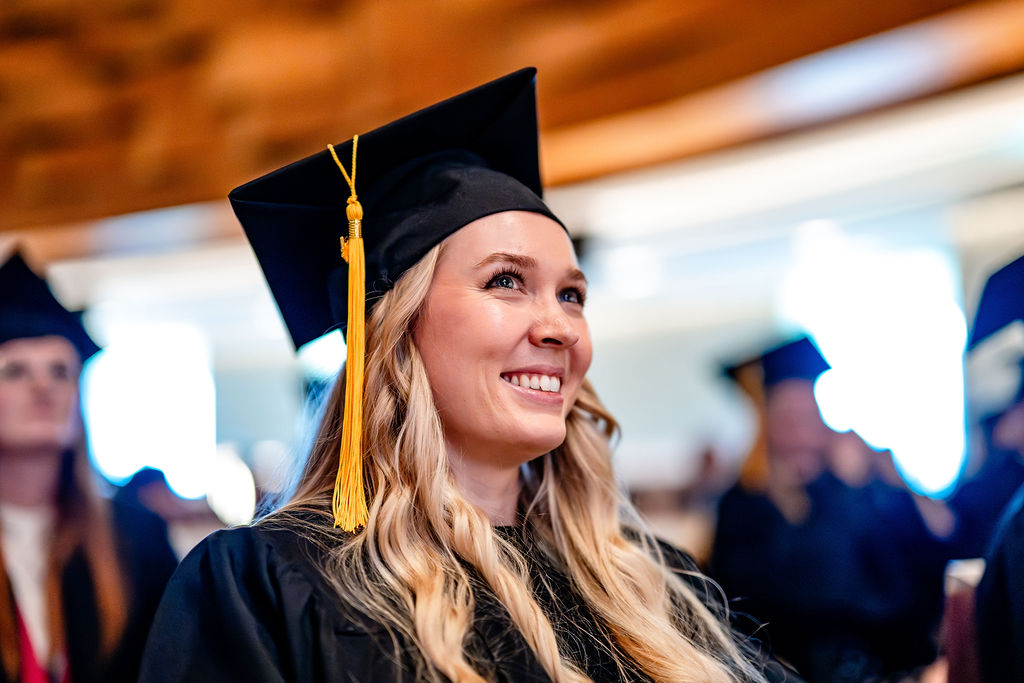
[725,336,831,388]
[969,253,1024,349]
[229,66,561,350]
[0,251,100,362]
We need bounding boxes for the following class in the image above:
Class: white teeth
[502,373,562,393]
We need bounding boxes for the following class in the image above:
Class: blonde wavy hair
[266,243,766,682]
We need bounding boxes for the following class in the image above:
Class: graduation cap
[229,66,560,350]
[229,67,562,530]
[0,251,100,362]
[725,336,830,389]
[969,253,1024,349]
[723,336,829,491]
[966,253,1024,415]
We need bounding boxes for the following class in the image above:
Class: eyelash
[483,268,586,306]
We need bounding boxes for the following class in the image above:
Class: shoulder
[716,482,773,519]
[623,528,721,606]
[107,498,173,542]
[141,525,396,681]
[985,484,1024,564]
[105,499,178,578]
[177,523,326,595]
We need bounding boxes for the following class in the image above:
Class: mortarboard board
[229,67,564,531]
[969,253,1024,350]
[725,336,830,389]
[0,251,100,362]
[229,66,561,351]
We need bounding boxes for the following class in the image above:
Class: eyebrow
[475,252,588,284]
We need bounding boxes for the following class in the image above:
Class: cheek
[0,387,21,419]
[58,386,80,420]
[571,325,594,381]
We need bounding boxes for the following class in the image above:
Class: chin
[517,427,567,459]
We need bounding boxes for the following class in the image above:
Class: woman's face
[414,211,592,468]
[0,336,82,455]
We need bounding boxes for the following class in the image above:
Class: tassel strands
[328,137,369,531]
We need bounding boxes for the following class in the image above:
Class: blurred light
[781,221,967,497]
[599,245,664,299]
[759,30,946,125]
[82,323,217,498]
[250,439,291,494]
[298,329,345,379]
[205,444,256,526]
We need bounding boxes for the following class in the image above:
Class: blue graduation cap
[726,335,831,388]
[970,253,1024,349]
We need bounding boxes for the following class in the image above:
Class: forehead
[437,211,577,268]
[0,335,79,363]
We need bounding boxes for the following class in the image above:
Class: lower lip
[501,379,564,406]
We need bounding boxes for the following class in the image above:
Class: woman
[140,69,794,682]
[0,251,178,683]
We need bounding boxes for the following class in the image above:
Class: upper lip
[501,365,565,378]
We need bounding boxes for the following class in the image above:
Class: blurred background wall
[3,0,1024,540]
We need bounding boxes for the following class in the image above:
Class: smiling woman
[139,69,796,683]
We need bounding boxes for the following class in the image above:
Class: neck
[447,448,522,525]
[0,449,63,508]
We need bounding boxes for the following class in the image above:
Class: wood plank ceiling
[1,0,1021,241]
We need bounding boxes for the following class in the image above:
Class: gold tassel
[328,137,369,531]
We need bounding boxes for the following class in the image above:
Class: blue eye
[485,269,524,290]
[491,274,518,289]
[560,288,585,305]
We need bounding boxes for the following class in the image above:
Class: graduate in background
[0,251,178,683]
[965,252,1024,682]
[140,69,797,682]
[712,336,950,683]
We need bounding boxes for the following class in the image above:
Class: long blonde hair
[266,244,766,682]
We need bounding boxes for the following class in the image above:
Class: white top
[0,502,55,661]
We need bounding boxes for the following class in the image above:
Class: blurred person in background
[140,69,797,682]
[711,336,951,682]
[950,253,1024,562]
[960,252,1024,682]
[0,251,178,683]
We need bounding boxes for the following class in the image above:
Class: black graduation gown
[139,522,799,682]
[975,483,1024,682]
[948,449,1024,558]
[1,500,178,683]
[711,473,947,682]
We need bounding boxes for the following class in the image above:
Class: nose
[528,299,580,349]
[28,369,55,396]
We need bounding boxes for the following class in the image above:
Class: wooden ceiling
[2,0,1023,241]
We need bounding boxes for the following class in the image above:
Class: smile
[500,373,561,393]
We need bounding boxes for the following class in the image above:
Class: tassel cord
[328,138,369,531]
